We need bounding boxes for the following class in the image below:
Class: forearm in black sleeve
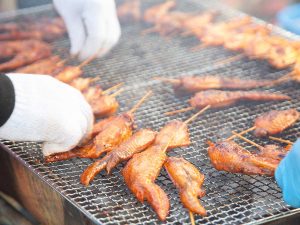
[0,74,15,127]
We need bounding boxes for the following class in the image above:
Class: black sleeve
[0,74,15,127]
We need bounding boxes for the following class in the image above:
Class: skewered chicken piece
[181,11,217,37]
[254,109,300,137]
[45,91,152,162]
[143,0,176,24]
[15,55,64,74]
[82,83,123,118]
[143,11,192,37]
[155,75,274,93]
[0,17,66,42]
[70,77,100,92]
[117,0,141,22]
[0,40,52,71]
[199,16,252,47]
[122,108,209,221]
[190,90,290,109]
[165,157,207,216]
[208,140,278,176]
[81,129,157,185]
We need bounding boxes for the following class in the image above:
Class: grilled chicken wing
[143,1,176,24]
[208,140,279,176]
[257,144,288,162]
[0,17,66,42]
[165,157,207,216]
[54,66,82,83]
[81,129,156,185]
[122,120,190,221]
[46,113,133,162]
[190,90,290,109]
[254,109,300,137]
[162,76,274,93]
[0,40,51,71]
[15,56,63,74]
[70,77,98,92]
[117,0,141,22]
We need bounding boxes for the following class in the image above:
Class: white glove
[0,74,94,156]
[53,0,121,60]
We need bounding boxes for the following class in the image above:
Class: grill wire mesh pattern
[1,0,300,224]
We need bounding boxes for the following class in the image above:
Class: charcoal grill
[1,0,300,224]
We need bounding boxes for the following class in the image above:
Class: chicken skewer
[155,75,274,93]
[122,106,210,221]
[45,91,152,162]
[231,131,289,162]
[0,40,52,71]
[81,128,157,186]
[208,140,279,176]
[228,109,299,140]
[166,90,290,115]
[164,157,207,216]
[117,0,141,22]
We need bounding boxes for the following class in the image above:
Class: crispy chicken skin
[122,120,190,221]
[81,129,156,185]
[164,157,207,216]
[45,113,134,162]
[208,140,279,176]
[90,95,119,118]
[173,76,273,93]
[254,109,300,137]
[117,0,141,22]
[0,40,51,71]
[15,56,63,74]
[143,1,176,24]
[190,90,290,109]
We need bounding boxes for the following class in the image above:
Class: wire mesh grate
[1,0,300,224]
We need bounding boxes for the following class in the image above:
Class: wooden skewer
[214,53,244,66]
[227,126,256,141]
[78,52,98,68]
[153,77,181,85]
[109,88,124,98]
[184,105,211,125]
[231,131,263,149]
[102,83,124,95]
[128,90,152,114]
[269,136,293,145]
[141,26,158,35]
[189,211,195,225]
[165,106,195,116]
[272,71,295,85]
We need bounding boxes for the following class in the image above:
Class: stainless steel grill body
[1,0,300,224]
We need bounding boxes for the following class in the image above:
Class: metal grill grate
[1,0,300,224]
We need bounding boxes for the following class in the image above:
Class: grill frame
[1,1,300,224]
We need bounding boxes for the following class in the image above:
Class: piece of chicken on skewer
[143,0,176,24]
[155,75,274,93]
[81,129,157,186]
[253,109,299,137]
[15,55,64,74]
[0,40,52,71]
[117,0,141,22]
[208,140,279,176]
[165,157,207,216]
[122,107,209,221]
[45,91,152,162]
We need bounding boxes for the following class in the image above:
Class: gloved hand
[275,139,300,208]
[53,0,121,60]
[0,74,94,156]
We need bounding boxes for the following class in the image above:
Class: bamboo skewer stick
[269,136,293,145]
[227,126,256,141]
[128,90,152,114]
[78,53,98,68]
[189,211,195,225]
[184,105,211,125]
[165,107,195,116]
[102,83,124,95]
[153,77,181,85]
[231,131,262,149]
[109,88,124,98]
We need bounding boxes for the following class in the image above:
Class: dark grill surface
[1,0,300,224]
